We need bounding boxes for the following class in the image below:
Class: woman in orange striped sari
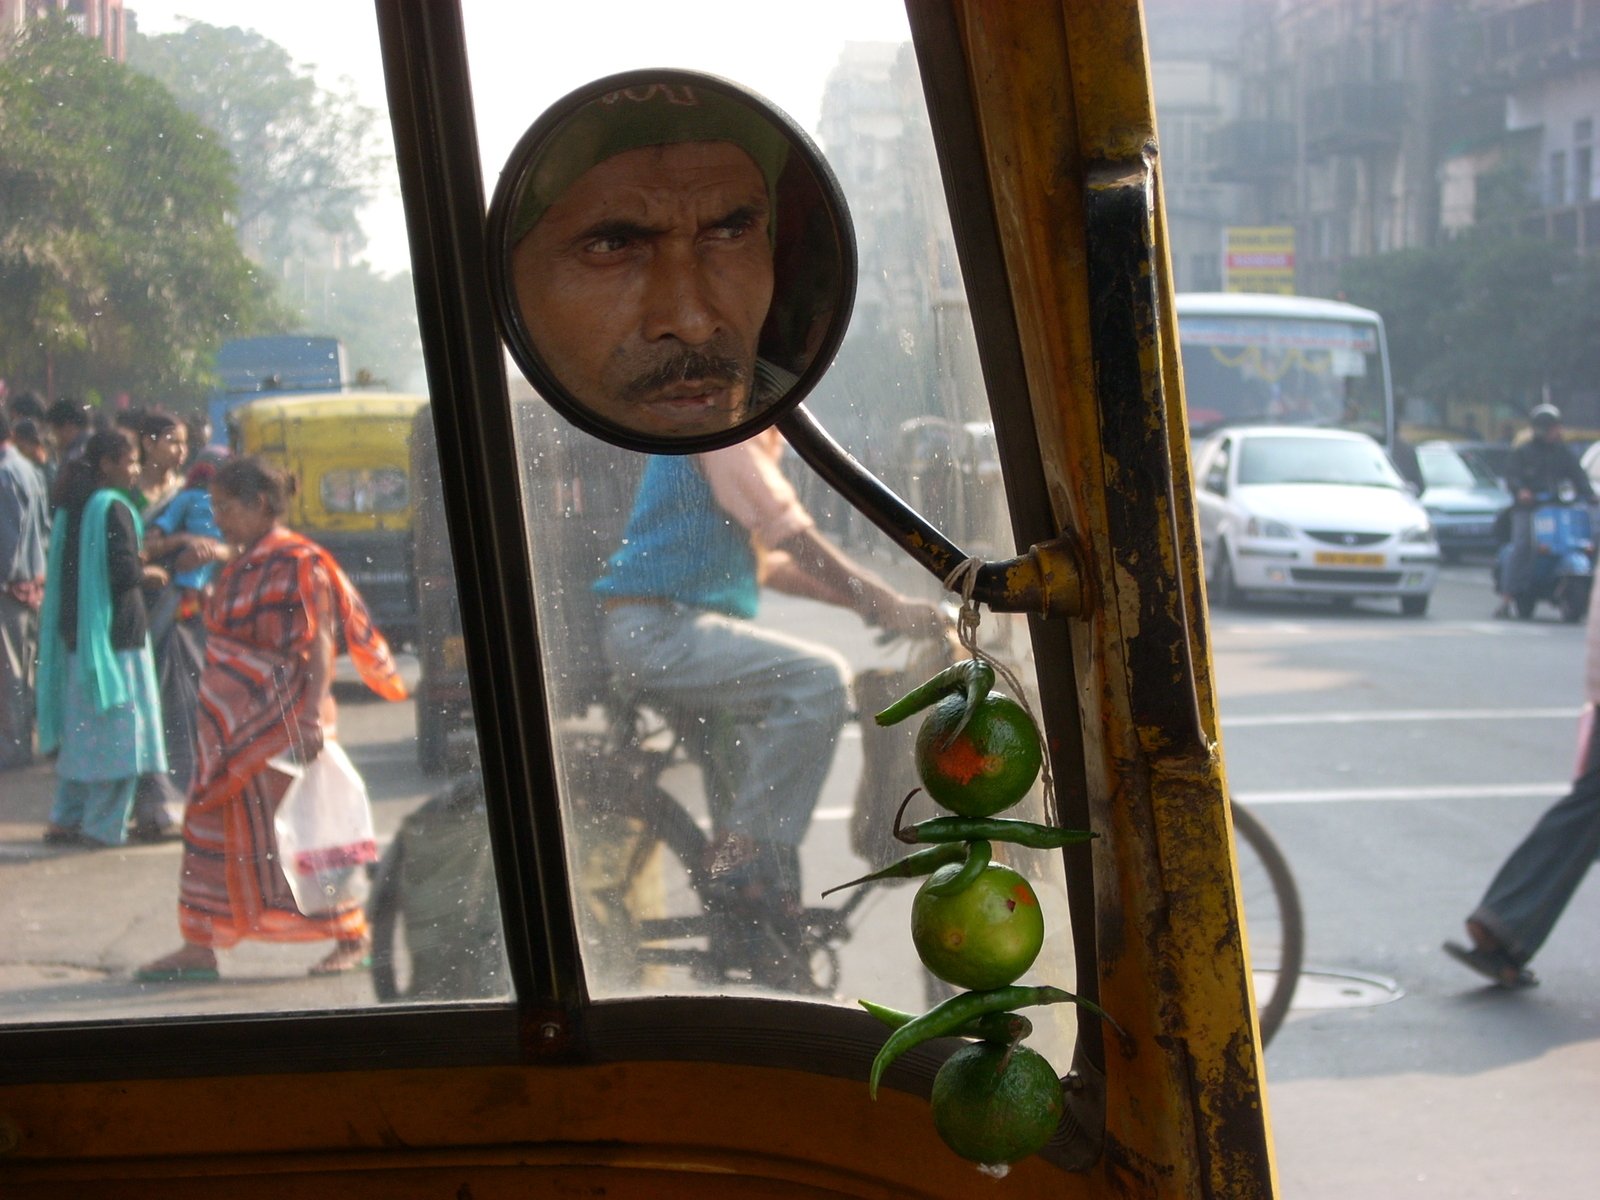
[136,457,407,981]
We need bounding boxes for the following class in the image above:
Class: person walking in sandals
[137,457,407,982]
[1445,571,1600,988]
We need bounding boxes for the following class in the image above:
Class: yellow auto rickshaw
[229,391,429,647]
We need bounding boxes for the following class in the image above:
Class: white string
[940,557,1056,808]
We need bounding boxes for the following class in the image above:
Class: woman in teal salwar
[36,431,168,847]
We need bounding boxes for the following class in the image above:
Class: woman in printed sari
[37,432,168,846]
[136,457,407,981]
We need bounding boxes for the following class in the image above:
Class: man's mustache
[621,347,750,401]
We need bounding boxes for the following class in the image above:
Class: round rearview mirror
[487,70,857,454]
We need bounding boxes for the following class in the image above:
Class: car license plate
[1314,551,1384,566]
[443,635,467,672]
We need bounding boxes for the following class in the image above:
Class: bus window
[462,0,1079,1064]
[1177,292,1394,447]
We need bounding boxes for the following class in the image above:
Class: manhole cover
[1290,968,1404,1010]
[0,963,111,988]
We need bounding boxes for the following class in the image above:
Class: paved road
[1212,557,1600,1197]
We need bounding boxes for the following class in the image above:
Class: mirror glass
[487,70,856,452]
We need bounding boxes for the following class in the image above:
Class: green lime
[914,691,1042,818]
[911,863,1044,990]
[930,1040,1064,1165]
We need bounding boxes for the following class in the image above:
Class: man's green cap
[510,82,791,244]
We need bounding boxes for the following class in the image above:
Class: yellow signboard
[1225,226,1295,294]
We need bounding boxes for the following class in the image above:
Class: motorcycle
[1493,491,1596,623]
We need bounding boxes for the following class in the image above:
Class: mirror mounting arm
[778,405,1082,618]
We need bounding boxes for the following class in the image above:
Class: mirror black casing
[485,68,858,455]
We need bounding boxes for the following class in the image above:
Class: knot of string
[941,556,1055,809]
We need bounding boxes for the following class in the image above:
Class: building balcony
[1209,119,1297,181]
[1475,2,1600,86]
[1303,81,1406,155]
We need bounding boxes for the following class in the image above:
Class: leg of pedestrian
[1448,733,1600,982]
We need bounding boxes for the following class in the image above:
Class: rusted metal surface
[943,1,1278,1195]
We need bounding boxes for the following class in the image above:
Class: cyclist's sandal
[1443,940,1538,989]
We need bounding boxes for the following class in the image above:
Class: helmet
[1529,403,1562,429]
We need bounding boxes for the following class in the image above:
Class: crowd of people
[0,387,407,981]
[2,390,221,833]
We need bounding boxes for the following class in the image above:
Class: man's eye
[582,234,631,255]
[706,219,754,241]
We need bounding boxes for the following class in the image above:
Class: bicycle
[372,656,1302,1040]
[370,688,890,1002]
[1230,799,1304,1047]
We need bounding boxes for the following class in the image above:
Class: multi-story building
[815,41,981,433]
[1446,0,1600,251]
[1152,0,1600,292]
[0,0,125,61]
[1146,0,1254,292]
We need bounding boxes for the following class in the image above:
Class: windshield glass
[461,0,1075,1064]
[0,3,508,1023]
[1417,445,1494,490]
[1180,315,1387,442]
[1237,435,1403,488]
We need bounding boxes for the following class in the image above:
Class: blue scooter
[1493,495,1595,623]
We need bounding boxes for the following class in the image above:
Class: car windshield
[1237,435,1403,488]
[1459,444,1510,483]
[1417,445,1494,490]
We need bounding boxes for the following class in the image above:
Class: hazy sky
[128,2,914,276]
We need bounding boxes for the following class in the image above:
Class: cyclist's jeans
[1502,507,1535,597]
[601,601,850,854]
[1470,708,1600,966]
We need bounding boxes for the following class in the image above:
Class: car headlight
[1400,523,1434,544]
[1245,516,1294,538]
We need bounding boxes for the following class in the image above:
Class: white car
[1580,440,1600,497]
[1193,426,1440,615]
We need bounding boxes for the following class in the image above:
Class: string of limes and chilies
[824,653,1114,1168]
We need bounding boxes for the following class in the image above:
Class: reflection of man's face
[513,141,774,438]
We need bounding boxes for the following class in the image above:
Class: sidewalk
[0,758,62,862]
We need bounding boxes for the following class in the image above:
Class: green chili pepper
[859,997,1033,1046]
[874,657,995,731]
[924,838,992,896]
[869,984,1106,1098]
[819,842,967,898]
[894,814,1098,850]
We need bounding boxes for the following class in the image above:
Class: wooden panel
[0,1061,1075,1198]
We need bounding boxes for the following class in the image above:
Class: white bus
[1175,292,1396,450]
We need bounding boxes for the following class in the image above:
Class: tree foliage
[1339,229,1600,420]
[129,21,383,272]
[129,21,422,390]
[0,17,279,405]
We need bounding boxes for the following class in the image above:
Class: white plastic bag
[271,741,377,916]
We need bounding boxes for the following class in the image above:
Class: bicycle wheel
[368,779,508,1003]
[1230,801,1304,1046]
[368,837,408,1002]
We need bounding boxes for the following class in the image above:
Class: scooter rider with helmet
[1496,404,1596,618]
